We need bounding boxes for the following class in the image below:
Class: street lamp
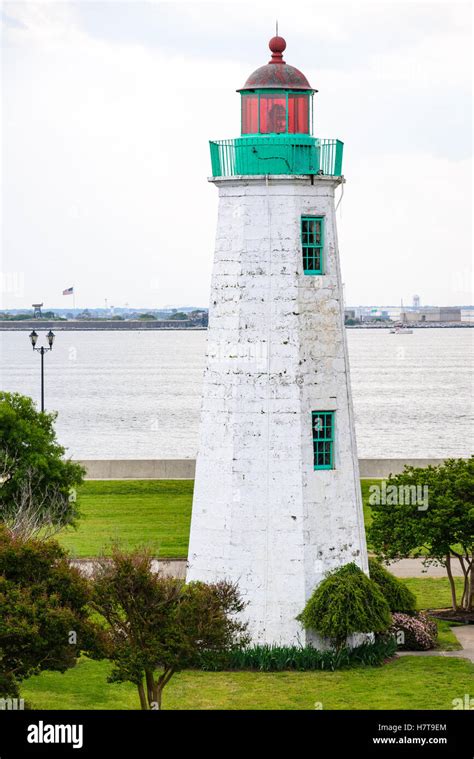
[29,330,55,412]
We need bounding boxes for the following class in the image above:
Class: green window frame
[312,411,334,470]
[301,216,324,275]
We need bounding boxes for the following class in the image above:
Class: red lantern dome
[238,36,316,135]
[238,36,314,91]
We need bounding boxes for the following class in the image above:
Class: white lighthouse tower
[187,35,368,645]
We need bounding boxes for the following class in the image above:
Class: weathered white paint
[187,174,369,645]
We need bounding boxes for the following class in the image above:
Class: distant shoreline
[0,319,471,331]
[345,322,472,329]
[0,320,207,331]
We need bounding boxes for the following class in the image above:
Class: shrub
[297,563,392,649]
[198,638,397,671]
[390,612,438,651]
[368,558,417,613]
[0,526,100,699]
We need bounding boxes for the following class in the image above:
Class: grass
[360,478,377,532]
[58,480,193,558]
[57,483,465,616]
[435,620,462,651]
[22,479,468,710]
[57,481,463,617]
[21,655,473,710]
[60,478,379,558]
[399,577,464,611]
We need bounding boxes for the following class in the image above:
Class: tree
[0,392,84,540]
[368,459,474,611]
[167,312,188,321]
[0,527,100,698]
[91,547,248,709]
[297,563,391,650]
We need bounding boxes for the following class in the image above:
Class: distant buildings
[401,307,462,323]
[344,307,390,324]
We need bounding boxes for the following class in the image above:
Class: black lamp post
[29,330,55,411]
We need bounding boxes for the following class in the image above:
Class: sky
[0,0,472,309]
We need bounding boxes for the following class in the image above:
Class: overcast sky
[1,0,472,309]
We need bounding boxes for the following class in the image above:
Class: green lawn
[400,577,464,611]
[20,479,469,711]
[58,480,193,558]
[360,478,377,532]
[22,655,473,711]
[61,478,379,559]
[435,620,462,651]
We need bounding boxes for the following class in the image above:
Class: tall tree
[369,459,474,611]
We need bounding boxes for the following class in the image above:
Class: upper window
[312,411,334,470]
[301,216,324,274]
[241,91,311,135]
[288,94,309,133]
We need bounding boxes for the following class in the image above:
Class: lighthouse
[187,35,369,645]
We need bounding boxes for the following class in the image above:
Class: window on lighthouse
[260,95,287,133]
[312,411,335,470]
[301,216,324,274]
[241,92,311,135]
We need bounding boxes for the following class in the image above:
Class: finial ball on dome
[269,36,286,54]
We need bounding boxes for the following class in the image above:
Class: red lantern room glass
[238,36,315,136]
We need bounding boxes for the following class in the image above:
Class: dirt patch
[428,608,474,624]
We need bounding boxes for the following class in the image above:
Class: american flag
[62,287,74,296]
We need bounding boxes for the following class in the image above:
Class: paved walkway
[386,559,463,578]
[398,625,474,662]
[73,557,460,579]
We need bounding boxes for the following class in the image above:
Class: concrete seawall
[76,458,456,480]
[0,320,206,331]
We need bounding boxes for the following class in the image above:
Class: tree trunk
[153,685,162,711]
[458,556,470,611]
[137,680,148,710]
[445,554,458,611]
[467,558,473,612]
[145,669,155,708]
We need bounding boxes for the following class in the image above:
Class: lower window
[302,216,324,275]
[312,411,334,469]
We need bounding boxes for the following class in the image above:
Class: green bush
[297,563,392,649]
[368,558,417,613]
[0,526,100,699]
[198,637,397,671]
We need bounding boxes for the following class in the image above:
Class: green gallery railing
[209,137,343,178]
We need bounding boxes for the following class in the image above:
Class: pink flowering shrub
[390,612,438,651]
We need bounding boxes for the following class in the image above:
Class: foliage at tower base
[368,459,474,612]
[91,547,249,710]
[368,558,417,614]
[0,392,85,540]
[0,527,101,699]
[297,563,392,650]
